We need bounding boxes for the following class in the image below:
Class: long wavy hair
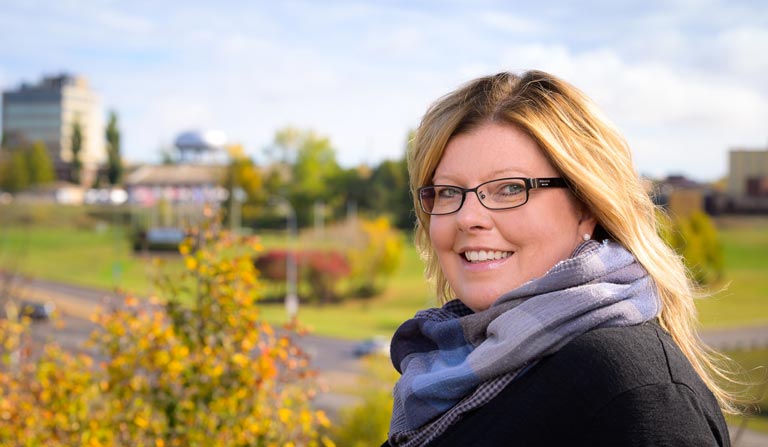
[408,70,739,413]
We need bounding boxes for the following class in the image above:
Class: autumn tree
[658,210,723,285]
[347,216,404,297]
[0,219,333,446]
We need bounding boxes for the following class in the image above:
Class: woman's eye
[500,183,525,195]
[437,187,461,198]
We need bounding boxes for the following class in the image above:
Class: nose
[455,190,492,231]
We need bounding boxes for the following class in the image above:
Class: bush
[329,356,398,446]
[659,210,724,285]
[254,249,351,304]
[346,217,403,297]
[0,219,334,446]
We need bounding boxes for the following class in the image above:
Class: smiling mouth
[463,250,512,263]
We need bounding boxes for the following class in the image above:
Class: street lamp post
[229,187,246,234]
[270,197,298,319]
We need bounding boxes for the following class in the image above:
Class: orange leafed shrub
[0,218,334,446]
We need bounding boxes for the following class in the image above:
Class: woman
[383,70,734,446]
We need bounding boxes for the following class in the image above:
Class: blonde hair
[408,70,739,413]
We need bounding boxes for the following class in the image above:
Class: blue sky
[1,0,766,180]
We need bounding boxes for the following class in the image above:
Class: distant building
[714,147,768,214]
[652,175,708,218]
[728,148,768,197]
[124,164,228,207]
[1,74,105,184]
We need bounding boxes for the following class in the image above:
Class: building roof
[124,164,227,186]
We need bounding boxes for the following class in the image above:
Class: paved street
[8,277,768,445]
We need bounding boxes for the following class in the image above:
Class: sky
[1,0,767,181]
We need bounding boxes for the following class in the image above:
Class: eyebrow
[432,168,533,184]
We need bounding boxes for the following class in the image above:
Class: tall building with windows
[1,74,105,184]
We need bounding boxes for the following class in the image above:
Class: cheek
[428,218,453,250]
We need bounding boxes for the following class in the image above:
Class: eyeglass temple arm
[532,178,568,188]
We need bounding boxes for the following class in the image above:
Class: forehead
[433,123,555,181]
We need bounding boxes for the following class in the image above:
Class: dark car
[19,301,55,321]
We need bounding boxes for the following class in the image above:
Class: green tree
[1,150,30,193]
[26,141,55,185]
[105,111,123,185]
[330,166,373,220]
[369,158,412,229]
[269,127,342,226]
[70,119,83,184]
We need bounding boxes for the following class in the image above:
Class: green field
[2,204,768,434]
[697,217,768,328]
[1,204,767,338]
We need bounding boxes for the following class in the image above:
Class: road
[11,277,368,417]
[8,277,768,445]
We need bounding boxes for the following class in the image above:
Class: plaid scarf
[387,240,660,446]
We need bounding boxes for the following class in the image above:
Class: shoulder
[428,322,730,446]
[554,321,714,397]
[545,322,724,417]
[549,321,682,392]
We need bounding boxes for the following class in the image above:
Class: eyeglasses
[418,177,568,215]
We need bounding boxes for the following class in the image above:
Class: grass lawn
[3,204,768,433]
[259,242,432,339]
[2,204,767,339]
[697,217,768,329]
[723,347,768,435]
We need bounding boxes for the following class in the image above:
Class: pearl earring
[582,233,591,241]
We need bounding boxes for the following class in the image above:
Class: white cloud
[1,0,766,180]
[475,11,543,34]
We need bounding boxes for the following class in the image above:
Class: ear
[577,205,598,237]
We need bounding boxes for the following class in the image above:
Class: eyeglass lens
[420,178,528,214]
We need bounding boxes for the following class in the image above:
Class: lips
[462,250,512,263]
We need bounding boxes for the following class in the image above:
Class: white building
[1,74,105,184]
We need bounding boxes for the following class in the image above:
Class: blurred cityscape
[1,72,768,445]
[2,73,768,221]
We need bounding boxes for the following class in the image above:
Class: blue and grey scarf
[388,240,661,446]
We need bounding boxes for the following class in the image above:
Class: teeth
[463,250,511,263]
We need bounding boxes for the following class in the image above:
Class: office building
[2,74,105,184]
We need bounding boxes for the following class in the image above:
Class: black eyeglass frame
[418,177,568,215]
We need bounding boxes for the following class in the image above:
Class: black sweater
[383,321,729,446]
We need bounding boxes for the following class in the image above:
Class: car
[18,301,55,321]
[353,336,390,358]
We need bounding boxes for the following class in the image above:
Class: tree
[70,119,83,184]
[0,221,334,446]
[369,158,412,229]
[347,216,404,296]
[1,150,30,193]
[26,141,55,185]
[105,111,123,185]
[268,128,343,226]
[658,210,723,285]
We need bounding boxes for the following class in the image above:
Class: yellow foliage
[346,216,404,296]
[0,218,327,446]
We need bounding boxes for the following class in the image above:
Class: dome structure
[174,129,228,163]
[175,129,228,151]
